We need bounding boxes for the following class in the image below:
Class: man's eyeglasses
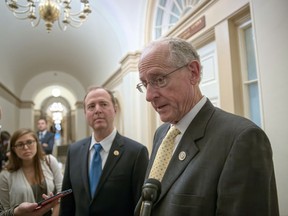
[136,64,188,93]
[14,140,36,149]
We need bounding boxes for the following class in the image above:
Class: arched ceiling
[0,0,147,103]
[21,71,84,107]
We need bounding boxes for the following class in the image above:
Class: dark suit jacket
[38,131,55,154]
[138,99,279,216]
[60,132,149,216]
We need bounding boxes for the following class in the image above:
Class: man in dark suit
[135,37,279,216]
[60,87,149,216]
[37,118,55,154]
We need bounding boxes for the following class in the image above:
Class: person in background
[0,128,63,216]
[0,106,58,216]
[37,118,55,155]
[0,131,10,171]
[135,37,279,216]
[60,86,149,216]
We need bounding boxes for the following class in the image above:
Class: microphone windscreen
[144,178,161,190]
[142,178,161,201]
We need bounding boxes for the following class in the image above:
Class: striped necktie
[149,126,181,181]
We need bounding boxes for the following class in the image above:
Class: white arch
[21,71,85,109]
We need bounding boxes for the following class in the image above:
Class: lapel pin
[178,151,186,161]
[114,150,120,156]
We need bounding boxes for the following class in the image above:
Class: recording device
[139,178,161,216]
[36,189,72,209]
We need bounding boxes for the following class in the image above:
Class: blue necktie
[89,143,102,197]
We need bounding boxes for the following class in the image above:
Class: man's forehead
[141,42,168,58]
[86,93,111,104]
[139,45,170,69]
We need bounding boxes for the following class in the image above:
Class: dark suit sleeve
[59,147,75,216]
[42,132,55,154]
[48,133,55,153]
[216,126,279,216]
[47,133,55,153]
[132,145,149,206]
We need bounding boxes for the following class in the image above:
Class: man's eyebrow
[147,72,166,79]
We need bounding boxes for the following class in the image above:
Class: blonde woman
[0,128,63,216]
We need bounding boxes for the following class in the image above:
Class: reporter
[0,107,58,216]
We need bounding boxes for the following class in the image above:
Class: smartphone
[36,189,72,209]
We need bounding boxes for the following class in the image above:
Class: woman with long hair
[0,128,63,216]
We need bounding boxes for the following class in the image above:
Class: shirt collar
[174,96,207,134]
[89,128,117,153]
[40,130,47,135]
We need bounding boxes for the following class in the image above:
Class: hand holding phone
[36,189,72,209]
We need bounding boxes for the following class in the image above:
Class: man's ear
[187,60,201,84]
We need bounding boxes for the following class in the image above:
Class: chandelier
[5,0,92,32]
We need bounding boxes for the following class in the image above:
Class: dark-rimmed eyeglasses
[136,64,188,93]
[14,140,36,149]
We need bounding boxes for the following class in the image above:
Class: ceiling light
[52,88,61,97]
[5,0,92,33]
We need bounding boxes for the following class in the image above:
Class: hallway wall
[250,0,288,214]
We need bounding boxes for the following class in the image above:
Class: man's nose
[145,84,159,102]
[94,104,102,113]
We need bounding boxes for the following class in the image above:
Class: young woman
[0,128,63,216]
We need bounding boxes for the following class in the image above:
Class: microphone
[139,178,161,216]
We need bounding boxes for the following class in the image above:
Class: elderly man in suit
[135,37,279,216]
[60,87,149,216]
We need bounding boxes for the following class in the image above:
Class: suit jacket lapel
[93,133,124,198]
[155,99,215,204]
[80,138,92,199]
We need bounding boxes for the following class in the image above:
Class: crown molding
[103,51,141,89]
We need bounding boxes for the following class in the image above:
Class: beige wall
[250,0,288,215]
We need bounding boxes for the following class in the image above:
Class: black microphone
[139,178,161,216]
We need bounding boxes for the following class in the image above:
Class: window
[239,23,262,127]
[153,0,202,39]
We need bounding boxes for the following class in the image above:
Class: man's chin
[159,114,170,123]
[159,113,178,123]
[93,123,106,130]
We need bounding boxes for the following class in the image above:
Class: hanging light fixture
[5,0,92,33]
